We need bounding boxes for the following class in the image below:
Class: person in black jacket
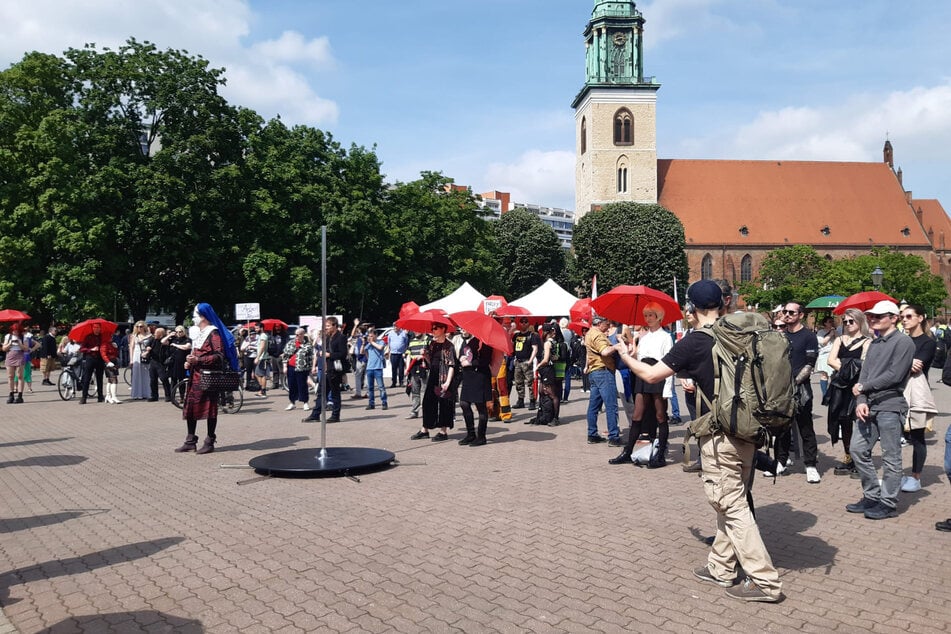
[321,317,348,422]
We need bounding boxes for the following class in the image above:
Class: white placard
[483,299,503,315]
[235,302,260,321]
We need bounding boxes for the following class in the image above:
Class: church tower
[572,1,659,219]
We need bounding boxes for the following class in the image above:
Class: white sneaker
[786,457,794,467]
[302,403,310,411]
[901,476,922,492]
[805,466,821,484]
[764,462,786,477]
[284,403,295,411]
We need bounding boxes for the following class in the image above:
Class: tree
[737,245,830,308]
[492,208,565,298]
[571,202,688,298]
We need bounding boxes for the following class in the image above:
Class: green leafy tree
[571,202,688,297]
[738,245,830,308]
[492,208,565,298]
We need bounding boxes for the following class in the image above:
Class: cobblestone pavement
[2,377,951,633]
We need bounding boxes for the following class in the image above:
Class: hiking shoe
[805,466,821,484]
[864,503,898,520]
[833,460,853,476]
[725,578,780,603]
[693,566,735,588]
[935,518,951,532]
[846,497,878,513]
[587,435,606,444]
[901,476,922,492]
[683,461,702,473]
[607,437,623,447]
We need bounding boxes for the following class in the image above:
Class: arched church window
[581,117,587,155]
[616,167,628,193]
[740,254,752,282]
[613,108,633,145]
[701,254,713,280]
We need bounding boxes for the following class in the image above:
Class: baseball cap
[687,280,724,310]
[592,316,607,326]
[865,300,899,316]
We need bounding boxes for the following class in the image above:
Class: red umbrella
[832,291,898,315]
[69,318,118,342]
[495,305,546,326]
[569,298,592,323]
[590,285,683,327]
[260,318,288,332]
[394,309,454,334]
[399,301,420,320]
[450,310,513,355]
[477,294,508,315]
[567,319,591,336]
[0,309,30,322]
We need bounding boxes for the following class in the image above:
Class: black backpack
[267,334,283,358]
[934,327,949,373]
[570,337,586,366]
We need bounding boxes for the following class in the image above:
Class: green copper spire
[583,1,646,85]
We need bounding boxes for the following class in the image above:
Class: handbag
[198,370,241,392]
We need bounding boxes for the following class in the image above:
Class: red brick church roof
[657,159,932,248]
[912,198,951,252]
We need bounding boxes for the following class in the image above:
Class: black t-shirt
[911,333,937,376]
[786,327,818,375]
[662,329,715,415]
[512,330,540,362]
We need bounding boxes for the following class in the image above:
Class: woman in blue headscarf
[175,302,239,454]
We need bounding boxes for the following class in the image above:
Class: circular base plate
[248,446,396,478]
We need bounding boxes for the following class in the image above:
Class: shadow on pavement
[0,437,73,449]
[487,430,557,444]
[0,536,185,604]
[757,502,837,573]
[0,455,87,468]
[0,509,109,534]
[36,610,203,633]
[216,436,310,452]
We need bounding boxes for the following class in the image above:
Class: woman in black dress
[410,323,457,442]
[167,326,192,400]
[457,331,493,446]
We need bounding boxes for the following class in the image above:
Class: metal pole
[320,225,328,458]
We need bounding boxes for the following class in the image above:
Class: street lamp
[871,266,884,290]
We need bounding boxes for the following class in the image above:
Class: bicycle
[57,357,98,401]
[170,377,243,414]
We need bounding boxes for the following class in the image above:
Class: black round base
[248,447,396,478]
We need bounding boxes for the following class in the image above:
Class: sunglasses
[782,309,800,315]
[842,319,856,325]
[865,313,888,320]
[431,324,446,331]
[772,324,786,330]
[900,314,917,320]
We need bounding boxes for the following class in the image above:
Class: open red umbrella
[394,309,454,334]
[477,295,508,315]
[399,301,420,320]
[590,285,683,327]
[260,318,288,332]
[450,310,513,355]
[832,291,898,315]
[0,309,30,322]
[569,298,592,323]
[495,305,546,326]
[69,318,117,342]
[567,319,591,336]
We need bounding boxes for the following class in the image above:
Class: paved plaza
[2,377,951,633]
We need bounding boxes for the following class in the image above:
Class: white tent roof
[419,282,486,314]
[509,279,578,317]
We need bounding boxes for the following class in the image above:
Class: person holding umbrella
[2,323,27,403]
[411,321,458,442]
[78,321,108,404]
[457,329,493,446]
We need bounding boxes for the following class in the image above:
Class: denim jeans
[586,369,619,440]
[945,422,951,484]
[366,368,387,407]
[353,359,366,396]
[850,409,904,509]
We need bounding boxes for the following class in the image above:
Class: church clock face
[612,33,628,47]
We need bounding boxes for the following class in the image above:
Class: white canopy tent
[509,278,578,317]
[418,282,486,314]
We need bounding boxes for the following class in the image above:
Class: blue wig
[196,302,240,371]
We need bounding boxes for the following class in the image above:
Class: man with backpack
[614,280,783,603]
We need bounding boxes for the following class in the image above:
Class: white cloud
[0,0,338,126]
[483,150,575,211]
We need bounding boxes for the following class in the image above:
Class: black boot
[608,451,633,465]
[14,392,23,403]
[647,443,668,469]
[196,436,216,454]
[175,435,199,452]
[513,398,525,409]
[458,434,476,445]
[528,399,537,411]
[471,419,488,446]
[6,393,13,404]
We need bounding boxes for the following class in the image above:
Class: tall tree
[492,208,566,298]
[738,245,830,308]
[571,202,688,297]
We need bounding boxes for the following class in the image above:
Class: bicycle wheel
[58,370,76,401]
[170,379,188,410]
[219,386,243,414]
[123,366,132,386]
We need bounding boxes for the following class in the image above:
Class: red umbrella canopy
[495,305,546,326]
[569,298,592,323]
[69,318,117,342]
[567,319,591,336]
[394,309,454,335]
[399,301,420,320]
[0,309,30,322]
[590,285,683,327]
[450,310,514,355]
[477,295,508,315]
[260,318,288,332]
[832,291,898,315]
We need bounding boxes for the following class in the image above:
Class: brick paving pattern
[1,378,951,632]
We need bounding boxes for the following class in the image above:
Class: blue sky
[3,0,950,213]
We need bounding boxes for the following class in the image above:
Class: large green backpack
[694,312,795,444]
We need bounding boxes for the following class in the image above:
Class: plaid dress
[182,329,225,421]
